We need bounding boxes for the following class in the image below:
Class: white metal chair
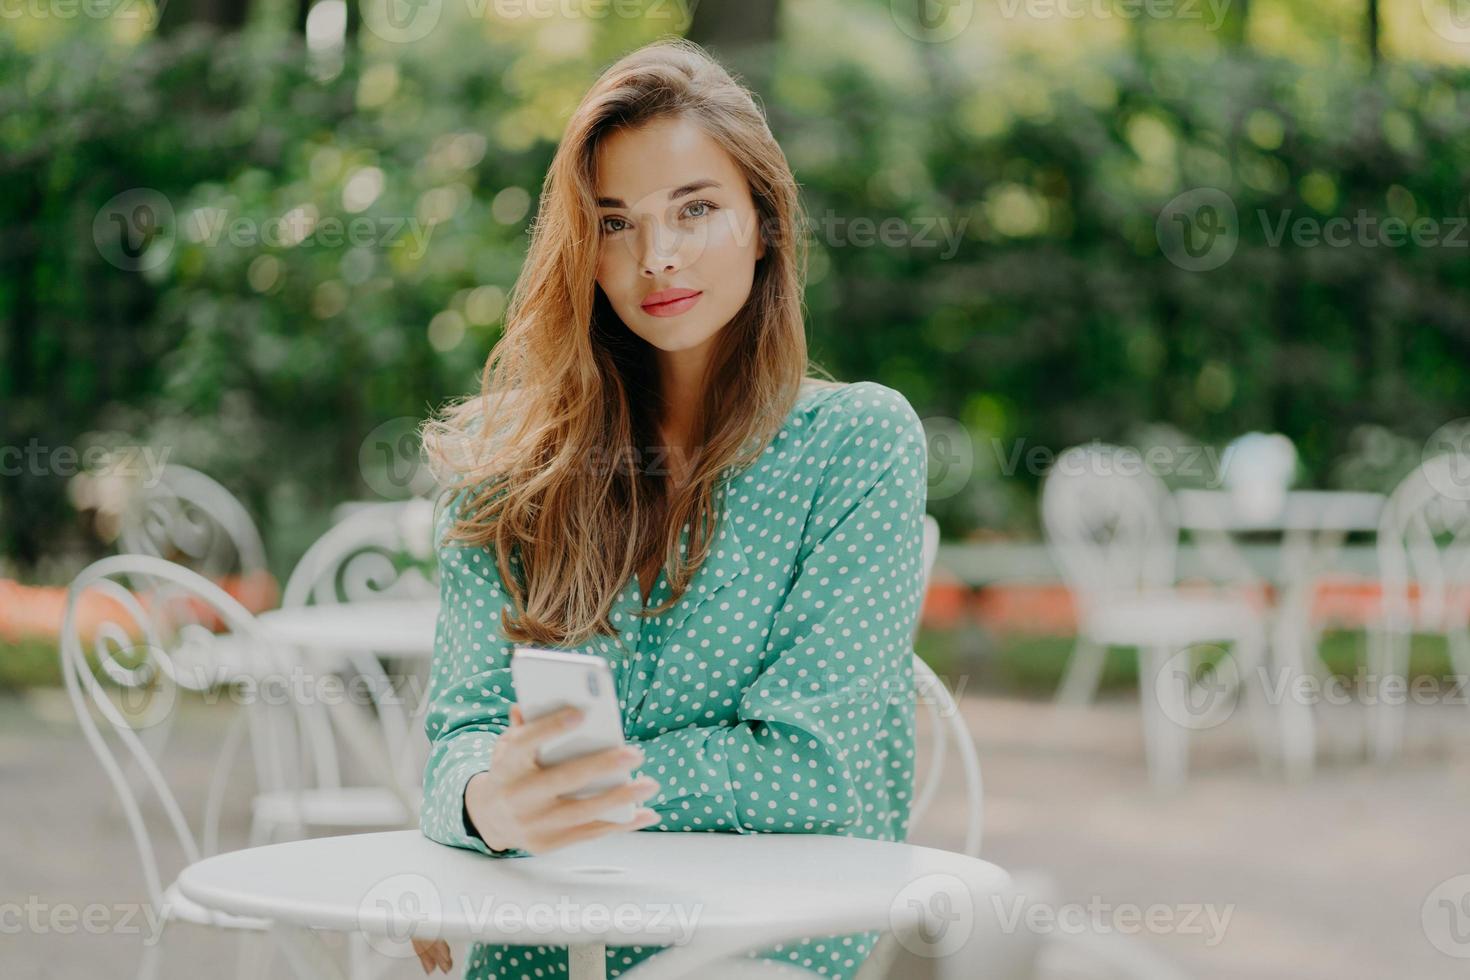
[1040,444,1283,787]
[120,464,268,583]
[908,514,984,857]
[114,465,274,803]
[60,555,292,980]
[846,515,986,980]
[253,500,440,841]
[1368,453,1470,761]
[622,514,1184,980]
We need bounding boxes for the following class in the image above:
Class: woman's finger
[518,745,642,807]
[433,940,453,973]
[532,808,660,853]
[509,705,585,749]
[413,941,435,975]
[535,776,659,830]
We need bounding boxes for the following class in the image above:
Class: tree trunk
[155,0,252,33]
[686,0,780,95]
[1366,0,1381,66]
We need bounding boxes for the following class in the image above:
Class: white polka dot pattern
[419,380,929,979]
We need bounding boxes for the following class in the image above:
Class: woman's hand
[464,704,662,855]
[413,938,452,974]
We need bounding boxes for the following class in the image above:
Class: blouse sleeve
[418,489,528,858]
[628,383,929,836]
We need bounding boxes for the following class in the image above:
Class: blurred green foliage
[3,19,1470,580]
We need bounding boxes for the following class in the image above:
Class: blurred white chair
[619,514,980,980]
[624,513,1185,980]
[252,500,440,842]
[622,874,1189,980]
[60,555,289,980]
[850,513,985,980]
[908,514,983,856]
[1041,444,1282,787]
[120,464,268,584]
[114,465,274,798]
[1368,453,1470,761]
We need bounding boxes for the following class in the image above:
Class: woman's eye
[601,216,629,234]
[680,200,717,220]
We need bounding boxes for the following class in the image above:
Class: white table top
[258,600,439,658]
[1175,489,1385,533]
[177,829,1010,949]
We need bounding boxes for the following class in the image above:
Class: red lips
[640,288,703,317]
[641,287,701,309]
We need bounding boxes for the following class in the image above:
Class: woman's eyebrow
[596,179,723,209]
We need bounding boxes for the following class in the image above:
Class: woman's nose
[638,224,683,277]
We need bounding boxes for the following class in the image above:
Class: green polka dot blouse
[420,380,929,979]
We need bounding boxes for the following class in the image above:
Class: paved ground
[5,682,1468,980]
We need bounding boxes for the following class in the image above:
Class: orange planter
[0,570,279,645]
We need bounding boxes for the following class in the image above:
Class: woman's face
[594,115,766,363]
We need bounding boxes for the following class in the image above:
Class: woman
[414,37,929,979]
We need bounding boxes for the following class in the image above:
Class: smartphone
[510,647,637,824]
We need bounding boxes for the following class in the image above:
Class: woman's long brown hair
[425,37,833,650]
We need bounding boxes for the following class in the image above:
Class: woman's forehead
[594,117,747,206]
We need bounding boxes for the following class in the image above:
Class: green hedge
[4,28,1469,577]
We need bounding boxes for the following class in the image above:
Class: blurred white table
[1174,489,1387,778]
[257,600,441,814]
[1174,489,1384,537]
[177,829,1011,980]
[258,599,440,659]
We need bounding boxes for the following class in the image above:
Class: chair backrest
[1041,444,1178,615]
[120,465,268,581]
[281,499,437,608]
[909,514,984,857]
[1377,453,1470,634]
[60,555,300,912]
[280,500,438,803]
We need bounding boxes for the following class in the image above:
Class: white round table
[255,600,441,811]
[177,829,1010,980]
[1174,488,1386,779]
[258,599,440,659]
